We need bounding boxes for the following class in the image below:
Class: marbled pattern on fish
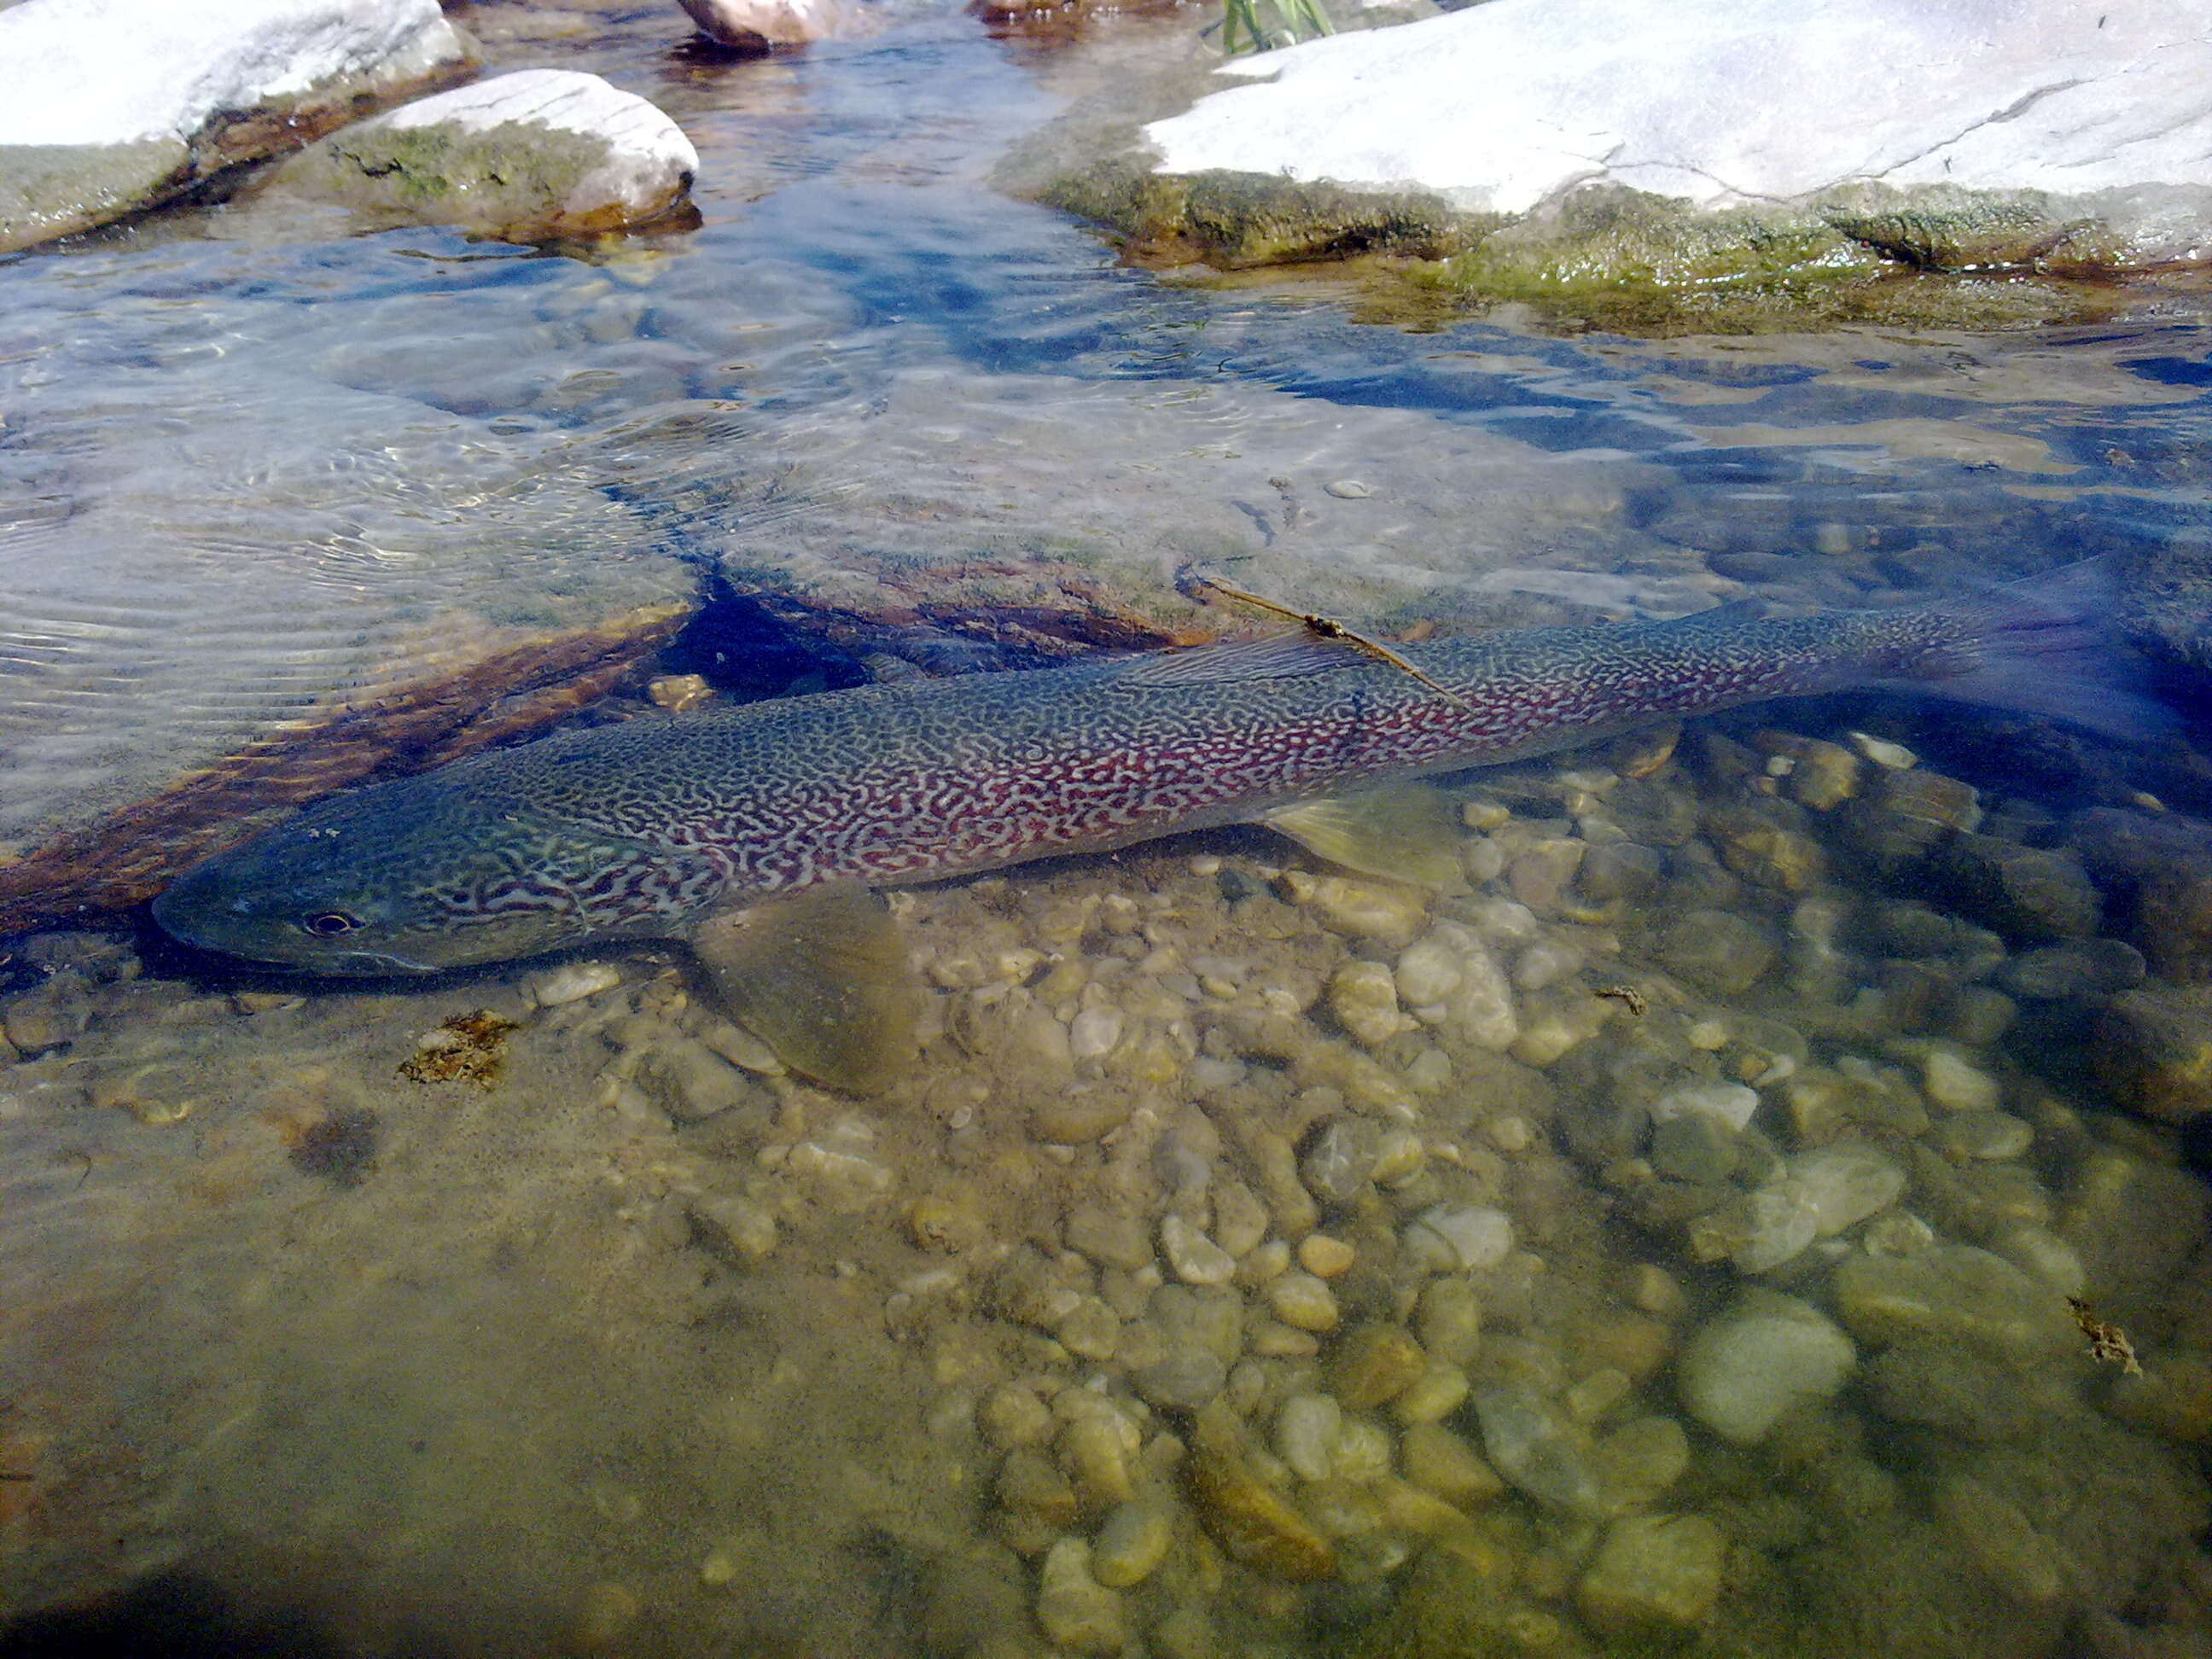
[150,574,2119,977]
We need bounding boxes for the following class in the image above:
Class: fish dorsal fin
[1110,631,1375,688]
[1262,783,1465,888]
[688,888,923,1096]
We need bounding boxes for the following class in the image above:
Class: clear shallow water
[3,4,2212,1656]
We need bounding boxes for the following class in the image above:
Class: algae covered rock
[0,0,477,253]
[257,69,699,241]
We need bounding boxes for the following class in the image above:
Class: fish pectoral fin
[1262,784,1465,888]
[1109,629,1374,687]
[690,888,922,1096]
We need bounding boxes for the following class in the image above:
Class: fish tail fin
[1871,558,2178,744]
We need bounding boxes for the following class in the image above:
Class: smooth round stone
[1037,1540,1126,1655]
[1650,1081,1759,1132]
[1831,1244,2073,1359]
[1161,1214,1237,1286]
[1399,1421,1505,1505]
[1788,1144,1904,1236]
[1091,1501,1173,1588]
[1330,1324,1430,1411]
[1860,1210,1936,1257]
[1301,1117,1379,1207]
[1266,1272,1342,1333]
[1282,871,1429,945]
[1056,1296,1122,1361]
[1598,1415,1690,1509]
[1578,1514,1726,1633]
[686,1195,778,1265]
[1212,1179,1271,1259]
[1472,1387,1610,1520]
[1999,939,2145,1000]
[1390,1361,1472,1426]
[979,1383,1057,1450]
[998,1447,1080,1526]
[1732,1179,1820,1273]
[1330,959,1412,1048]
[527,962,622,1005]
[1676,1295,1855,1445]
[1933,1109,2034,1161]
[1068,1005,1125,1060]
[1395,938,1464,1007]
[1132,1350,1229,1412]
[1033,1090,1136,1144]
[1404,1202,1514,1272]
[1414,1278,1484,1367]
[1370,1128,1429,1187]
[1512,939,1583,991]
[1922,1047,2002,1113]
[1297,1233,1358,1277]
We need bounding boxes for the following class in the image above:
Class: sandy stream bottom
[0,700,2207,1659]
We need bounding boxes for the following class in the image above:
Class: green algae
[1043,162,1488,268]
[266,120,625,238]
[1033,156,2212,336]
[0,139,194,253]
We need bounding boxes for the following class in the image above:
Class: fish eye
[302,911,365,937]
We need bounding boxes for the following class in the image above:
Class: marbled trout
[154,567,2147,1088]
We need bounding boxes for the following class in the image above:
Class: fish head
[153,771,725,975]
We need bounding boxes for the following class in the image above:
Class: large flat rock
[0,355,694,932]
[0,0,477,253]
[1029,0,2212,331]
[1151,0,2212,219]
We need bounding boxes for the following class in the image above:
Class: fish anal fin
[1263,784,1464,888]
[690,888,922,1096]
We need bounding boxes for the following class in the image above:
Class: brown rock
[1182,1406,1337,1581]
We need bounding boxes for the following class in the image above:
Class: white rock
[1405,1202,1514,1272]
[1788,1144,1904,1237]
[1147,0,2212,231]
[679,0,848,50]
[1068,1005,1125,1059]
[1329,959,1412,1048]
[0,0,477,250]
[528,962,623,1005]
[358,69,698,230]
[1732,1179,1819,1273]
[1428,921,1519,1052]
[0,0,469,148]
[1677,1295,1855,1445]
[1274,1393,1342,1482]
[1922,1046,2002,1114]
[1394,937,1464,1008]
[1160,1212,1237,1286]
[1512,939,1583,992]
[1649,1081,1759,1133]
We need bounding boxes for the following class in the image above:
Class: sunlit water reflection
[3,3,2211,1656]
